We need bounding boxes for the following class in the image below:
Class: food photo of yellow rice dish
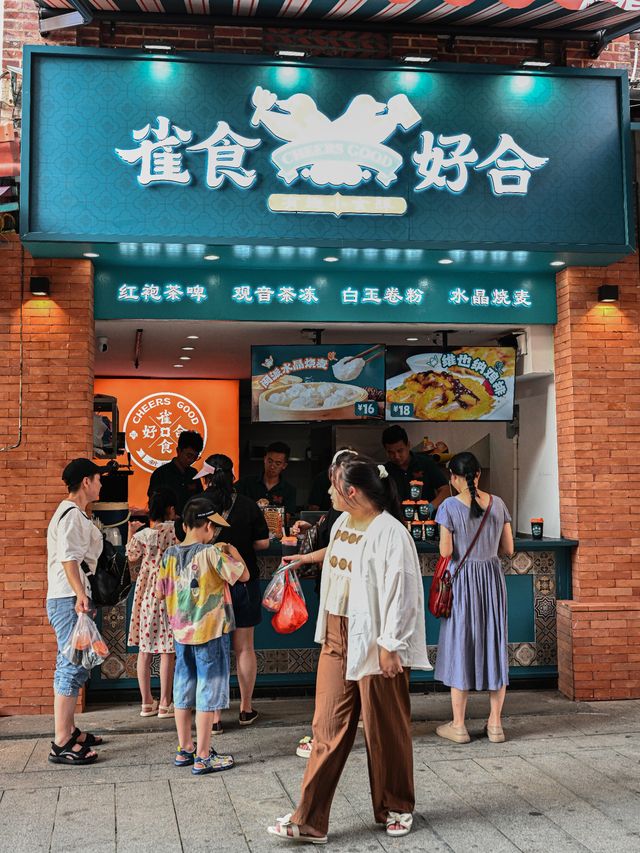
[387,370,495,420]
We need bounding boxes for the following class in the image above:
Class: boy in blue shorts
[157,497,249,774]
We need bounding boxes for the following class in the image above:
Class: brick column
[0,235,94,714]
[555,255,640,699]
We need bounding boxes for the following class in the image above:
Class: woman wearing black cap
[46,458,105,765]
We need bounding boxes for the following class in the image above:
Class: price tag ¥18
[390,403,415,418]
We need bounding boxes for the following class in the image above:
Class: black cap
[62,458,106,487]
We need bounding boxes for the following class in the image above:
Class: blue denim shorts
[174,633,230,712]
[46,596,93,698]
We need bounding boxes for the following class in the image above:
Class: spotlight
[520,58,552,68]
[30,276,50,296]
[598,285,619,303]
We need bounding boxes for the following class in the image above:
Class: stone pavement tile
[0,787,59,852]
[525,752,640,834]
[115,779,182,852]
[170,777,250,852]
[50,783,116,853]
[477,754,640,853]
[25,732,169,772]
[413,758,521,852]
[558,747,640,796]
[0,762,154,791]
[222,766,300,850]
[0,738,38,773]
[426,756,591,852]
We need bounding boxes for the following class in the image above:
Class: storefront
[14,45,636,703]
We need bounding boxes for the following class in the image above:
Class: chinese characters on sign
[448,288,532,307]
[117,283,208,303]
[115,282,535,311]
[114,88,549,207]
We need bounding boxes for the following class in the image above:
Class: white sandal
[267,814,328,845]
[296,736,313,759]
[386,812,413,837]
[140,700,159,717]
[158,703,175,719]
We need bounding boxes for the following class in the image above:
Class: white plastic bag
[262,562,305,612]
[62,612,109,670]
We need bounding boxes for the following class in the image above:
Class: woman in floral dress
[127,488,177,718]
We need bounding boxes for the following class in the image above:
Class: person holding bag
[268,456,430,844]
[434,452,514,745]
[46,458,106,766]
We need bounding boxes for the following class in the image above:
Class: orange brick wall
[0,235,95,714]
[554,257,640,700]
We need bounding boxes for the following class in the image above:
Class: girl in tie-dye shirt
[156,498,249,775]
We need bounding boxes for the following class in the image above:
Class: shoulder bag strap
[57,505,94,576]
[452,495,493,581]
[210,493,237,545]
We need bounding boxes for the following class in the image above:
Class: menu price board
[252,345,385,423]
[386,346,516,422]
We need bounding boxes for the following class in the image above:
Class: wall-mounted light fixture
[598,284,619,303]
[275,50,307,59]
[520,58,552,69]
[30,276,50,296]
[403,56,433,64]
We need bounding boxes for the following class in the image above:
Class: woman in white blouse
[269,456,430,844]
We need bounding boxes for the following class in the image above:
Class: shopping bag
[272,569,308,634]
[262,566,288,612]
[62,612,109,669]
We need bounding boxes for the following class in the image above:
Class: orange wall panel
[93,378,239,509]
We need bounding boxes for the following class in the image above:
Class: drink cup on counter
[424,520,437,542]
[409,480,423,500]
[280,535,299,557]
[530,518,544,540]
[402,500,417,521]
[417,500,431,521]
[410,520,423,542]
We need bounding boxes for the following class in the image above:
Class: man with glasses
[235,441,297,522]
[147,430,204,514]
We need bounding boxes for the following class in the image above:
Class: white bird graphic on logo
[250,87,421,187]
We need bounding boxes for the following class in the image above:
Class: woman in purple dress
[434,452,514,744]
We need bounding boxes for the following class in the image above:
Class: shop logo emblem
[123,392,208,474]
[249,86,421,188]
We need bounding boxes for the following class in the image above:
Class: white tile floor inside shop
[1,690,640,852]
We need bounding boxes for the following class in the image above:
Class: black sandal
[48,734,98,766]
[72,726,104,747]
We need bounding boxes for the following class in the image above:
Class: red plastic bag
[271,570,308,634]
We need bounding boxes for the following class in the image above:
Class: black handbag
[59,506,132,607]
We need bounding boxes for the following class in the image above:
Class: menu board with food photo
[252,345,385,423]
[386,346,516,422]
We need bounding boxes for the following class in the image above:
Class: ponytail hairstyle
[330,455,402,521]
[148,487,178,522]
[448,451,484,519]
[201,453,235,513]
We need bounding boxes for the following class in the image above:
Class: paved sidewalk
[1,691,640,852]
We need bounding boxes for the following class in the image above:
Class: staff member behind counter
[235,442,297,521]
[147,430,204,514]
[382,425,449,510]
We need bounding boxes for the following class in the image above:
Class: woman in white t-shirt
[46,458,105,766]
[269,456,431,844]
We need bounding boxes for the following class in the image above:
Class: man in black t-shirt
[382,425,449,510]
[235,441,297,521]
[147,430,204,514]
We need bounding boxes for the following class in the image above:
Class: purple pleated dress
[434,496,511,692]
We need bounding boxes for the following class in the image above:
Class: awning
[35,0,640,49]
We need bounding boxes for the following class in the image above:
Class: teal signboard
[22,47,633,255]
[94,267,557,324]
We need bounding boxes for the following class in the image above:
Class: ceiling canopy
[36,0,640,55]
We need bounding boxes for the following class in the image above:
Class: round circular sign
[123,392,208,474]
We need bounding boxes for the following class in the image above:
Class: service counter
[91,536,576,692]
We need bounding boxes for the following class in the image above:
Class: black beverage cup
[530,518,544,540]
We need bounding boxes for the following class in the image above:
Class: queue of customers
[46,438,513,839]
